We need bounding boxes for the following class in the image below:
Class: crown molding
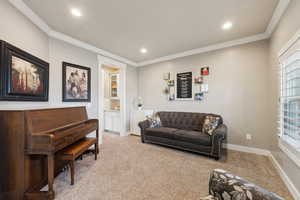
[8,0,290,67]
[137,0,290,67]
[137,33,269,66]
[266,0,291,36]
[8,0,138,66]
[49,31,137,66]
[278,29,300,57]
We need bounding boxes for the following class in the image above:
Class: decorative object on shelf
[195,92,204,101]
[200,84,209,93]
[0,40,49,101]
[163,72,175,101]
[194,76,203,84]
[167,80,175,86]
[163,87,169,94]
[201,67,209,76]
[168,87,175,100]
[176,72,193,100]
[62,62,91,102]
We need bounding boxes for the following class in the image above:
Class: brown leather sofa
[138,111,227,160]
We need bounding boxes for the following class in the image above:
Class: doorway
[98,55,127,143]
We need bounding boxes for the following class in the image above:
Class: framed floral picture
[0,40,49,101]
[62,62,91,102]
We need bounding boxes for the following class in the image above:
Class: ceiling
[23,0,279,64]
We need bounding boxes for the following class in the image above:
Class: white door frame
[98,55,127,139]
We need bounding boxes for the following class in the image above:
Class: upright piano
[0,106,99,200]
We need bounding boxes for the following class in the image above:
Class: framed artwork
[175,71,193,100]
[62,62,91,102]
[0,40,49,101]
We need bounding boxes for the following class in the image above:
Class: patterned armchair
[201,169,286,200]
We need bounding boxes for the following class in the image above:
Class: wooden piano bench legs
[59,138,98,185]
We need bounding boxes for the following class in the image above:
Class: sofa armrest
[138,120,151,142]
[212,124,227,141]
[210,124,227,158]
[138,119,151,130]
[209,169,285,200]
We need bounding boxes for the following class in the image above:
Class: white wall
[0,0,139,133]
[126,66,139,130]
[268,0,300,193]
[49,38,98,118]
[0,0,49,109]
[138,40,271,149]
[0,1,99,115]
[0,1,49,61]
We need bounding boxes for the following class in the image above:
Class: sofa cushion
[145,127,179,140]
[158,112,206,131]
[175,130,211,146]
[157,112,223,131]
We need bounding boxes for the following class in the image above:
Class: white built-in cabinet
[104,111,121,133]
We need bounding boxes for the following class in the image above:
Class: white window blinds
[281,51,300,148]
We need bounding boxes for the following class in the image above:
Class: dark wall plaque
[176,72,192,99]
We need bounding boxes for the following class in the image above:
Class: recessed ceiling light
[140,48,147,54]
[71,8,82,17]
[222,22,233,30]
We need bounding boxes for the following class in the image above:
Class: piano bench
[59,137,98,185]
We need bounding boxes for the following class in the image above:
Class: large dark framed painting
[0,40,49,101]
[62,62,91,102]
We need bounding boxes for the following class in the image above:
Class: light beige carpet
[51,134,293,200]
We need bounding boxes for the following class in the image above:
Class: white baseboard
[279,139,300,168]
[269,154,300,200]
[224,143,271,156]
[224,143,300,200]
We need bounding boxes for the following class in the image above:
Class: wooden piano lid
[25,106,88,134]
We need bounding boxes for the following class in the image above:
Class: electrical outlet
[246,134,252,140]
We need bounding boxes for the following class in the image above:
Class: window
[280,50,300,150]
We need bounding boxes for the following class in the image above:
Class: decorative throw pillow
[147,114,161,128]
[202,115,221,136]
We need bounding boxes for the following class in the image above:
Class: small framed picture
[201,67,209,76]
[62,62,91,102]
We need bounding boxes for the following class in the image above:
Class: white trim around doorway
[97,55,127,141]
